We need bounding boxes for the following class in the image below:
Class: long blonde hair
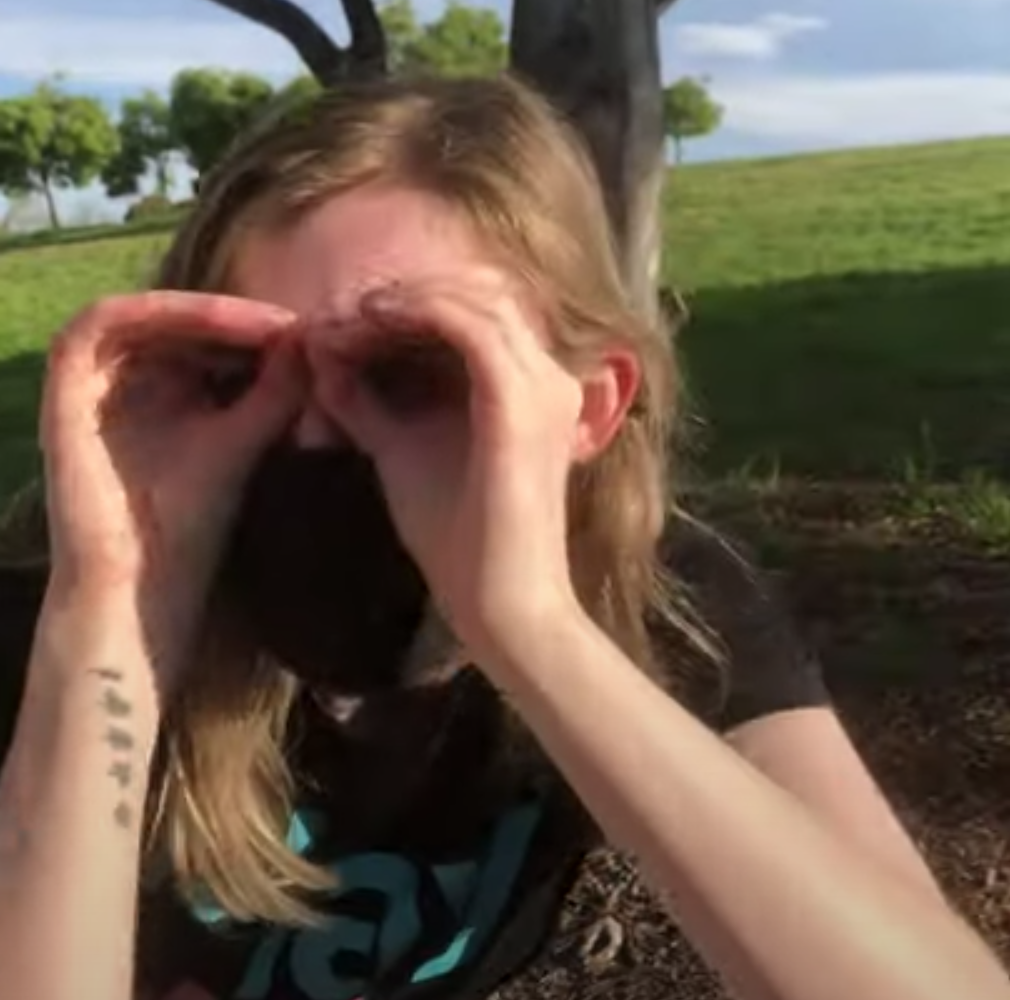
[3,75,712,926]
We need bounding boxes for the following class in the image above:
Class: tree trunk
[39,178,60,230]
[673,135,683,164]
[509,0,669,323]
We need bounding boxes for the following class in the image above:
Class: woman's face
[220,186,504,695]
[231,185,515,446]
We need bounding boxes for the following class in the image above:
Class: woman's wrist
[470,592,598,686]
[35,576,167,735]
[45,556,210,690]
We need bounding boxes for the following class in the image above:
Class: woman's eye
[359,337,468,417]
[199,347,262,407]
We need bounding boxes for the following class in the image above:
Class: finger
[368,272,551,373]
[93,291,297,345]
[211,338,306,471]
[52,292,298,379]
[311,354,400,458]
[355,285,522,414]
[43,292,299,450]
[369,281,583,439]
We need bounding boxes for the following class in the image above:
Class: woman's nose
[291,402,351,449]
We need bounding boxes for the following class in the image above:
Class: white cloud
[674,13,829,61]
[712,72,1010,146]
[1,15,308,87]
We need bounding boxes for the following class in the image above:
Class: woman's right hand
[39,291,305,694]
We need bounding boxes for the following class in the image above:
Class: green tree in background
[378,0,423,74]
[278,75,323,106]
[158,2,506,181]
[170,69,275,175]
[266,75,324,125]
[0,81,118,229]
[102,91,175,198]
[406,1,506,78]
[662,76,724,163]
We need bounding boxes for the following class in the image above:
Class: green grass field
[2,136,1009,501]
[666,137,1010,483]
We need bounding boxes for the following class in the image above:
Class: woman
[0,76,1005,1000]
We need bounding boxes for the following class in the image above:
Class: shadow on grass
[680,264,1010,482]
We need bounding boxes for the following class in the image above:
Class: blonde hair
[3,75,713,926]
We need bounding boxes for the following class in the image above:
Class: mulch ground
[496,483,1010,999]
[710,482,1010,961]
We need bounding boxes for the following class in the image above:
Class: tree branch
[205,0,347,82]
[339,0,387,80]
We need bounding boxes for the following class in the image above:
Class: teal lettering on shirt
[191,801,543,1000]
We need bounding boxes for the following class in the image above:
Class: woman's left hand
[310,270,583,655]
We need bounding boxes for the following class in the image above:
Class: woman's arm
[727,707,943,900]
[682,708,950,1000]
[0,292,304,1000]
[314,275,1008,999]
[477,603,1010,1000]
[0,583,160,1000]
[664,519,944,900]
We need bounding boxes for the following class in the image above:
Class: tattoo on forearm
[106,727,135,751]
[89,668,137,830]
[93,668,124,682]
[109,760,133,789]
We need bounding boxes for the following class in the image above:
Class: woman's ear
[572,348,642,463]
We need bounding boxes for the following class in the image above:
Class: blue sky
[2,0,1009,223]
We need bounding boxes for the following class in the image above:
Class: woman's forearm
[478,605,1009,1000]
[0,583,160,1000]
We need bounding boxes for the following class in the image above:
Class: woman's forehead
[229,187,491,318]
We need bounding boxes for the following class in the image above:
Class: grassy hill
[666,137,1010,482]
[1,136,1009,500]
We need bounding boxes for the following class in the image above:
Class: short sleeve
[656,515,831,733]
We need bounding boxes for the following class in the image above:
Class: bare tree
[510,0,679,320]
[205,0,682,318]
[206,0,386,83]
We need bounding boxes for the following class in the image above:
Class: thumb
[216,339,305,465]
